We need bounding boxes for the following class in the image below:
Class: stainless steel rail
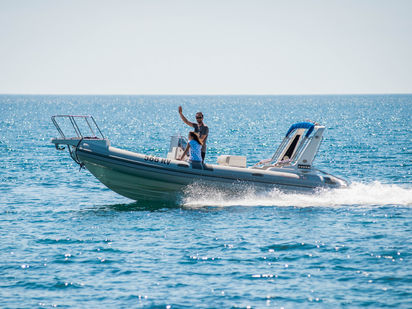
[51,115,105,139]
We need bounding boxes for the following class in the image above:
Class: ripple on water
[1,95,412,308]
[262,242,318,251]
[36,238,88,245]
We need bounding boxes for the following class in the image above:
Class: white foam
[182,181,412,208]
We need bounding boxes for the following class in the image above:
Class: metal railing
[51,115,104,139]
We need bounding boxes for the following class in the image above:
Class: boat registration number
[144,155,171,165]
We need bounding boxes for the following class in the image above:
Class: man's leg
[201,152,206,162]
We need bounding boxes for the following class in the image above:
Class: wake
[182,181,412,208]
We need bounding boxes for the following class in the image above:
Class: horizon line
[1,92,412,96]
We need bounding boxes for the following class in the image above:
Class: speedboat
[51,115,347,202]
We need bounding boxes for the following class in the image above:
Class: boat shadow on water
[95,199,182,212]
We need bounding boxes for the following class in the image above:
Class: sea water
[0,95,411,308]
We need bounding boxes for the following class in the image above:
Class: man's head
[195,112,203,124]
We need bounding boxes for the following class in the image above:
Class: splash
[182,182,412,208]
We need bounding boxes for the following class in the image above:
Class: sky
[0,0,411,95]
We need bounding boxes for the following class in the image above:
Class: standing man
[178,106,209,162]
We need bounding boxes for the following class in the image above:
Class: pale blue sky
[0,0,411,94]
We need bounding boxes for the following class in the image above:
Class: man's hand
[178,106,193,127]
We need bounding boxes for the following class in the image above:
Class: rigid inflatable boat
[51,115,347,201]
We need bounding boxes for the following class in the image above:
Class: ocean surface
[0,94,411,308]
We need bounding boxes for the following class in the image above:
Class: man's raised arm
[178,106,194,127]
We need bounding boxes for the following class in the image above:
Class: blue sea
[0,95,411,308]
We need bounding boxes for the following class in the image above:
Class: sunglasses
[196,116,203,119]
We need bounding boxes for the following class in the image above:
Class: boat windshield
[270,122,317,165]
